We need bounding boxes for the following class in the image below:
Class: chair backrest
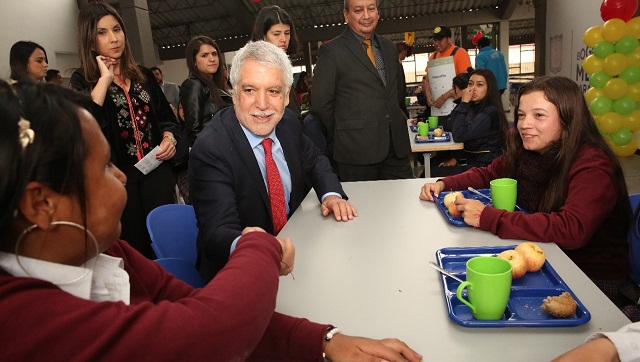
[629,193,640,284]
[146,204,198,264]
[154,257,205,288]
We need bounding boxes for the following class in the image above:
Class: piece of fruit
[447,201,462,216]
[433,128,444,137]
[443,191,463,208]
[515,242,546,272]
[497,250,527,279]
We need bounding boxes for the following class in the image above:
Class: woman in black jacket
[431,68,509,177]
[180,35,232,146]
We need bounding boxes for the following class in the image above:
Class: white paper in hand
[134,146,163,175]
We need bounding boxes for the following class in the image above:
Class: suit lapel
[379,36,396,91]
[275,113,301,215]
[223,110,271,209]
[342,29,381,81]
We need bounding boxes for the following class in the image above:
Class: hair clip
[18,118,35,150]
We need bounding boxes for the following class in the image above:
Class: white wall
[546,0,603,92]
[1,0,80,80]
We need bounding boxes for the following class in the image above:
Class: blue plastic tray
[409,125,437,133]
[436,189,527,227]
[415,131,450,143]
[435,245,591,327]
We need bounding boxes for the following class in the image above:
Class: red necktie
[261,138,287,234]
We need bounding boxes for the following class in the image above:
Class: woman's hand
[324,334,422,362]
[438,157,457,167]
[96,55,116,82]
[156,133,177,160]
[419,181,446,202]
[455,198,486,227]
[461,87,473,103]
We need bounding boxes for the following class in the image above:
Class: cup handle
[456,281,475,313]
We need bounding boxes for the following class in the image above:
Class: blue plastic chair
[146,204,198,264]
[629,193,640,284]
[154,257,205,288]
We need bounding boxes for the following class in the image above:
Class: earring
[15,221,100,285]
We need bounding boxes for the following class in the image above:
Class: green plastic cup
[405,97,411,106]
[456,256,512,320]
[428,116,438,129]
[417,122,429,136]
[490,178,517,212]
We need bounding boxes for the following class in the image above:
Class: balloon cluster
[583,0,640,157]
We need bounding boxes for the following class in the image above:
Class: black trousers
[120,162,176,259]
[337,137,413,182]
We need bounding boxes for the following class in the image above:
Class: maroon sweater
[440,144,629,280]
[0,233,328,361]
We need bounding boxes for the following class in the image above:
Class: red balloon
[600,0,639,22]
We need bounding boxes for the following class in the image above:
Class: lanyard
[115,74,144,161]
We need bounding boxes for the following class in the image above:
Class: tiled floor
[621,153,640,196]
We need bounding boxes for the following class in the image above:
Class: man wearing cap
[423,26,472,108]
[475,37,508,94]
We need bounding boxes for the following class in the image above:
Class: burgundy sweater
[0,233,328,361]
[440,144,629,280]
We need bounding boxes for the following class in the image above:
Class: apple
[443,191,463,208]
[515,242,546,272]
[447,201,462,217]
[433,128,444,137]
[497,250,527,279]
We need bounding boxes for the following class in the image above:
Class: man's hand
[321,195,358,221]
[324,334,422,362]
[278,237,295,276]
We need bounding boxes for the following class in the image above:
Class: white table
[408,122,463,178]
[275,179,631,362]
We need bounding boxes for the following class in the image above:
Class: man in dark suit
[311,0,412,182]
[190,41,357,281]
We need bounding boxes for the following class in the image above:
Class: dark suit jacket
[189,107,346,281]
[311,28,411,165]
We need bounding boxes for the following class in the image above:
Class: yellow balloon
[627,47,640,67]
[610,138,638,157]
[599,111,623,133]
[603,53,629,76]
[627,17,640,39]
[628,82,640,102]
[582,54,604,74]
[604,78,629,99]
[583,26,604,47]
[602,18,628,42]
[622,110,640,131]
[585,87,605,104]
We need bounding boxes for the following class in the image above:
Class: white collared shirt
[0,252,130,304]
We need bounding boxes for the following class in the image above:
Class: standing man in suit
[311,0,412,182]
[190,41,357,281]
[150,66,180,113]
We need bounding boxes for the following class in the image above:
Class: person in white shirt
[553,322,640,361]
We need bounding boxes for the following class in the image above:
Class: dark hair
[149,66,162,74]
[467,68,509,143]
[45,69,60,82]
[77,2,144,83]
[505,76,631,231]
[452,71,470,91]
[0,81,95,251]
[10,41,48,81]
[251,5,300,56]
[477,37,491,47]
[185,35,228,107]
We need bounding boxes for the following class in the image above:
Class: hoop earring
[15,221,100,285]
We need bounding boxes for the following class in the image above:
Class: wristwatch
[163,133,177,146]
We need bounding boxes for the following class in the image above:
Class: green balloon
[620,66,640,84]
[614,36,640,55]
[594,41,615,58]
[590,96,614,115]
[613,97,636,115]
[610,127,633,145]
[589,71,612,88]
